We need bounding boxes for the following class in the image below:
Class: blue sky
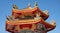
[0,0,60,33]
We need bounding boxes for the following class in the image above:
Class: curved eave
[6,18,41,25]
[12,7,37,13]
[12,7,37,16]
[40,17,56,32]
[47,26,56,32]
[36,7,49,20]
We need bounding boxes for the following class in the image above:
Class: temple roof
[12,6,37,13]
[6,2,56,33]
[6,17,56,32]
[12,5,49,20]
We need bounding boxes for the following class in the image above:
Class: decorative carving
[13,4,18,9]
[50,20,56,26]
[36,23,47,31]
[34,2,37,7]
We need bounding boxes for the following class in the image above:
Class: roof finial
[34,1,38,7]
[28,3,31,7]
[50,20,56,26]
[43,10,49,15]
[13,4,18,9]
